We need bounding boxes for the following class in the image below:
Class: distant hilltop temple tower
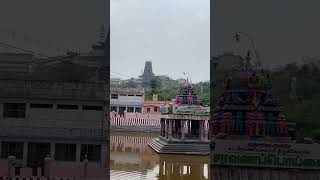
[141,61,155,88]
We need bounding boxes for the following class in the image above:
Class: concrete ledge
[111,126,160,133]
[158,136,210,144]
[148,138,209,155]
[0,127,104,140]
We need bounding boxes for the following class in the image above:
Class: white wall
[111,95,144,107]
[0,99,106,130]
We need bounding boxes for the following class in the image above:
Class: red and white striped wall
[110,112,161,127]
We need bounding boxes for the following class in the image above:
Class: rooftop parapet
[0,79,108,101]
[110,86,144,95]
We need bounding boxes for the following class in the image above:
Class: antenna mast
[234,32,264,74]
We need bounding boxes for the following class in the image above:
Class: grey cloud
[111,0,209,82]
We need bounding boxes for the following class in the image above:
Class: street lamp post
[234,32,264,73]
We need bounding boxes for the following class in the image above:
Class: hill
[144,76,210,105]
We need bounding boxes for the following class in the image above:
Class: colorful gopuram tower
[175,83,201,107]
[210,55,320,171]
[210,56,289,141]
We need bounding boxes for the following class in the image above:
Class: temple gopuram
[148,82,210,154]
[210,55,290,142]
[211,53,320,170]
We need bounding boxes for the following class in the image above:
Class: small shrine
[210,54,290,141]
[148,82,210,154]
[210,35,319,170]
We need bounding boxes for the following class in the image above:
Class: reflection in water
[110,132,209,180]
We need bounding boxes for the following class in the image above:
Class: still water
[110,131,210,180]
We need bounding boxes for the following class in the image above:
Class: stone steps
[111,126,160,133]
[148,138,209,155]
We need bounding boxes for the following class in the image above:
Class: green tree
[150,77,161,89]
[125,80,138,88]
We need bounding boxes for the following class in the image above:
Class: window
[111,94,118,99]
[15,167,20,176]
[57,104,78,110]
[80,144,101,161]
[119,94,127,96]
[147,108,150,113]
[119,107,126,114]
[1,142,24,159]
[32,168,37,176]
[135,107,141,113]
[82,105,103,111]
[111,106,117,112]
[127,107,134,113]
[30,103,53,109]
[55,143,76,161]
[128,94,134,96]
[27,142,50,168]
[154,107,158,112]
[3,103,26,118]
[135,94,143,97]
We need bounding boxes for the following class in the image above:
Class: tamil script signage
[174,106,210,116]
[211,139,320,170]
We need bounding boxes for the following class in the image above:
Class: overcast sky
[212,0,320,69]
[3,0,316,82]
[110,0,210,83]
[0,0,107,56]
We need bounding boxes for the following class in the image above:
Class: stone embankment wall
[110,112,161,132]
